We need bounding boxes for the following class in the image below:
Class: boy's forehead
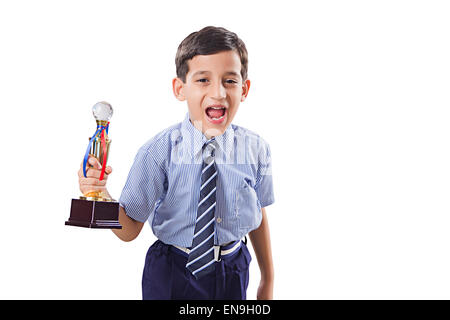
[187,51,242,77]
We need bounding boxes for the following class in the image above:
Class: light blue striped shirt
[119,112,275,247]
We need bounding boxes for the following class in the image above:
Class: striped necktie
[186,138,219,279]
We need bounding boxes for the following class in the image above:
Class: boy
[79,26,275,300]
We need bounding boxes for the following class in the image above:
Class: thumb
[105,166,113,174]
[88,156,102,169]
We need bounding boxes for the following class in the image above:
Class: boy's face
[173,50,250,139]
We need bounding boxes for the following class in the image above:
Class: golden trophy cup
[65,102,122,229]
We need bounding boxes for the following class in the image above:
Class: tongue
[206,108,224,118]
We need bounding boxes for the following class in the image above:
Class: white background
[0,0,449,299]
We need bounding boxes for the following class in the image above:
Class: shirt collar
[180,112,234,161]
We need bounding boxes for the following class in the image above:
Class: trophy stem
[90,134,111,167]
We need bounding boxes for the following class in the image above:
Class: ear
[172,77,186,101]
[240,79,251,102]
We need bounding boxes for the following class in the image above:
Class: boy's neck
[189,118,227,140]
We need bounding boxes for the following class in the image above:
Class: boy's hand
[78,155,113,198]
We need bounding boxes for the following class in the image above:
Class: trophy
[65,101,122,229]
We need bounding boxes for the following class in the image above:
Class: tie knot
[203,139,217,164]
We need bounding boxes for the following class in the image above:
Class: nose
[209,81,226,100]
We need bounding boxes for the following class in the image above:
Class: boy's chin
[202,115,229,134]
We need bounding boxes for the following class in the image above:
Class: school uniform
[119,112,275,300]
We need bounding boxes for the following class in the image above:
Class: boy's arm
[248,207,274,300]
[79,156,144,242]
[111,206,144,242]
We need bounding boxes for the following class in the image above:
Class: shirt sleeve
[119,147,167,223]
[255,141,275,208]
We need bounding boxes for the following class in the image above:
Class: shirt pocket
[235,179,262,233]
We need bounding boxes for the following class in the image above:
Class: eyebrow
[191,70,240,77]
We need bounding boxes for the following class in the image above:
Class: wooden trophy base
[66,198,122,229]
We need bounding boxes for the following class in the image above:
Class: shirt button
[216,217,222,223]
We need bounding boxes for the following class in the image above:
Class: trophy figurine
[65,101,122,229]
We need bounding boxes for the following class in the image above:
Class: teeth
[210,106,225,110]
[211,114,225,120]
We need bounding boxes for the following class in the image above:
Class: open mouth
[205,106,227,124]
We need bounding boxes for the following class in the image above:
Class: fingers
[88,156,102,169]
[79,174,109,195]
[79,177,107,186]
[78,156,112,179]
[78,155,113,196]
[85,168,110,179]
[78,166,109,179]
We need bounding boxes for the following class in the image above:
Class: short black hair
[175,26,248,83]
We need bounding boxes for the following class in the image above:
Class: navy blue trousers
[142,240,251,300]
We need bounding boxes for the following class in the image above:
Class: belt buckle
[214,245,221,262]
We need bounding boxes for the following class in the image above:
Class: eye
[196,78,209,83]
[225,79,238,84]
